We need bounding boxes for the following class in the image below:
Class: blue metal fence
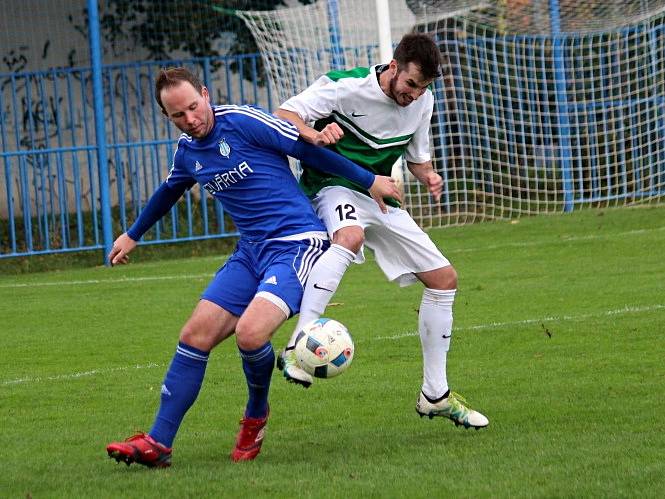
[434,18,665,216]
[0,52,273,261]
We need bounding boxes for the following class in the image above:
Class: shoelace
[238,417,266,428]
[127,431,149,442]
[447,391,471,416]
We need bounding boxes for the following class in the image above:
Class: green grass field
[2,205,665,498]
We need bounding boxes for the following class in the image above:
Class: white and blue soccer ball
[294,318,354,378]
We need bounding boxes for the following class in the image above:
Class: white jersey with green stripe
[280,65,433,206]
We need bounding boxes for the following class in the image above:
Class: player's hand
[369,175,402,214]
[312,123,344,146]
[423,171,443,202]
[108,233,137,266]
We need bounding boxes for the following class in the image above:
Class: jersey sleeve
[404,91,434,164]
[279,75,337,123]
[291,139,374,189]
[126,181,187,241]
[230,106,302,157]
[164,138,196,191]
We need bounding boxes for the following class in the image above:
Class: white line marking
[451,225,665,254]
[1,225,663,290]
[2,362,165,386]
[4,304,662,386]
[0,273,213,289]
[376,304,665,340]
[2,224,663,384]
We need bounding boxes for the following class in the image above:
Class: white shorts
[312,186,450,287]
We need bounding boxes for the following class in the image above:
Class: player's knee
[235,319,266,350]
[179,320,217,351]
[424,265,457,290]
[332,226,364,254]
[438,265,458,290]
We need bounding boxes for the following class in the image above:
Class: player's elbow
[274,108,292,122]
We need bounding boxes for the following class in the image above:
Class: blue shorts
[201,234,329,318]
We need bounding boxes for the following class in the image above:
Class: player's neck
[378,67,392,98]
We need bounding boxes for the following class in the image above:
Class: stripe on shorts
[295,237,326,285]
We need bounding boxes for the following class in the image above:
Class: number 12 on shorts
[335,203,357,221]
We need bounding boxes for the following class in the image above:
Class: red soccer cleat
[230,411,269,462]
[106,432,172,468]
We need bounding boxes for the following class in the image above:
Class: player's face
[387,61,433,107]
[160,82,214,139]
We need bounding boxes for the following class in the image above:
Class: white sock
[419,288,456,400]
[287,244,356,348]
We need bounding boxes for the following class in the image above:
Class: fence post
[327,0,345,70]
[88,0,114,263]
[549,0,575,212]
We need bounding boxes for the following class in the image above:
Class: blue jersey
[165,105,326,241]
[126,104,374,243]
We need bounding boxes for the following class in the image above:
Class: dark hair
[155,67,204,113]
[393,33,442,80]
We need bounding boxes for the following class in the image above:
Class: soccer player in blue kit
[105,67,400,466]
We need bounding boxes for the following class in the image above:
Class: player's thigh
[365,209,450,286]
[180,299,239,351]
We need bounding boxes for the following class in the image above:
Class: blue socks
[148,341,273,446]
[238,342,275,419]
[149,342,209,447]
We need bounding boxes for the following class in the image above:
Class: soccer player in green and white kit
[275,33,489,429]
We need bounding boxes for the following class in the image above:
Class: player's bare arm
[369,175,402,213]
[407,161,443,202]
[109,232,137,266]
[275,108,344,146]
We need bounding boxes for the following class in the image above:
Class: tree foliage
[100,1,311,83]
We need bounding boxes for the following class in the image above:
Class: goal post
[375,0,394,62]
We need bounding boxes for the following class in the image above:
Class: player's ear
[389,59,399,75]
[201,86,210,102]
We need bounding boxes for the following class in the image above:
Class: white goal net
[239,0,665,227]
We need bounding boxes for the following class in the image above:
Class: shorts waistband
[266,230,328,242]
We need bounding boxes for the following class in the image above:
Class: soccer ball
[294,318,354,379]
